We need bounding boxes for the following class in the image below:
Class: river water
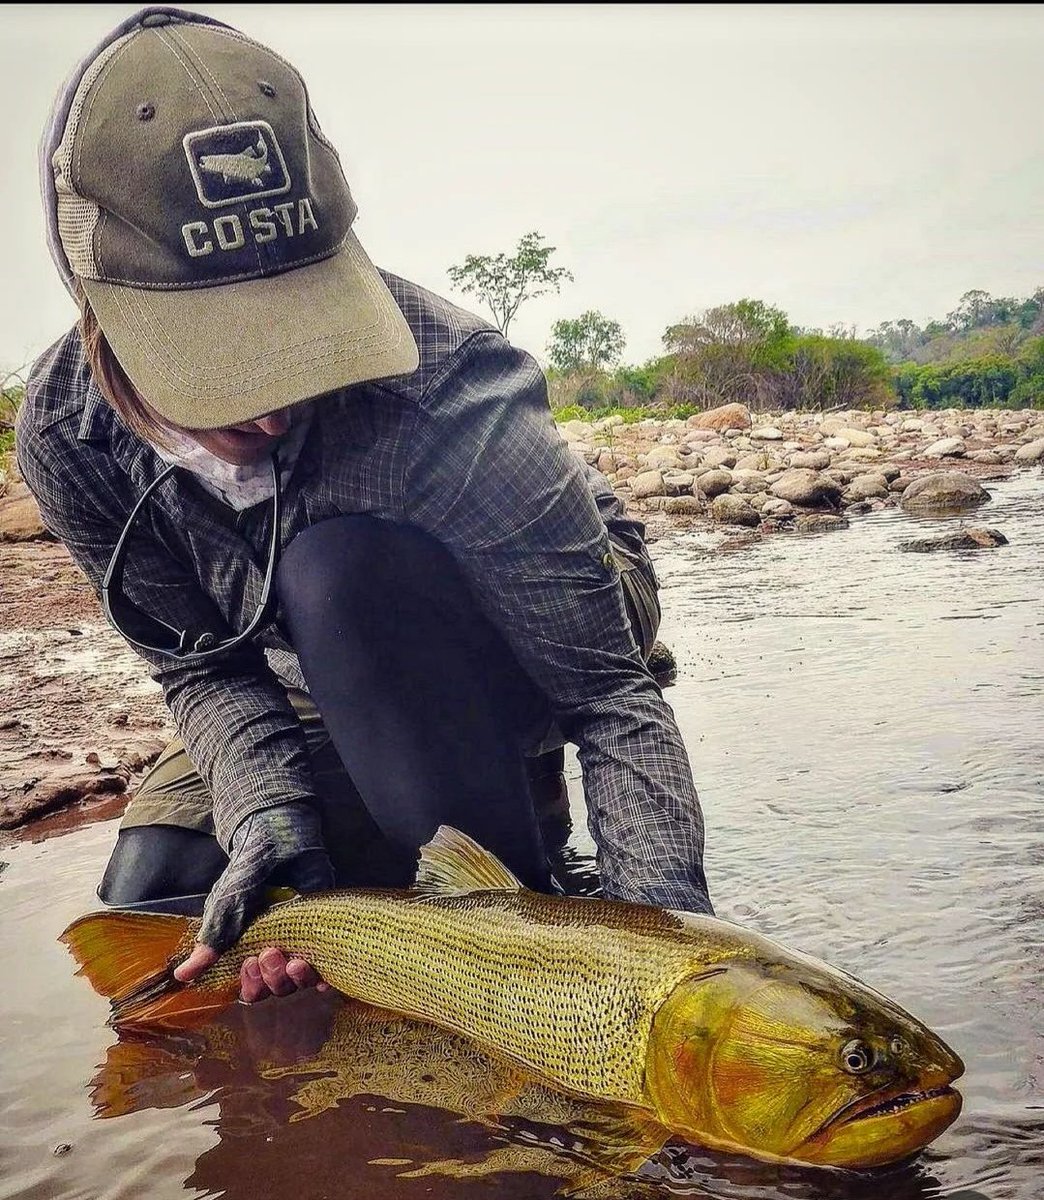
[2,474,1042,1200]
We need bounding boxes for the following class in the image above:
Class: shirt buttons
[602,550,616,571]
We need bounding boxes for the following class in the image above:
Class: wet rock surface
[899,527,1009,552]
[0,481,50,543]
[900,471,991,513]
[0,541,172,832]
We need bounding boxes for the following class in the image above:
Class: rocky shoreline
[1,404,1042,834]
[559,403,1044,542]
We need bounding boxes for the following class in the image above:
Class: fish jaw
[796,1085,963,1167]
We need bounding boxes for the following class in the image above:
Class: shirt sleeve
[403,332,712,914]
[16,421,319,851]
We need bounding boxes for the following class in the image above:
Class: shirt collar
[77,376,112,444]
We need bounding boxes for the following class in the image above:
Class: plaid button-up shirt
[17,272,710,914]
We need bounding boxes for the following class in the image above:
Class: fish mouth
[798,1086,963,1168]
[818,1084,960,1135]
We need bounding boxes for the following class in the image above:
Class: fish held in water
[61,826,963,1169]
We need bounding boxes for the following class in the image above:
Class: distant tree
[825,321,859,341]
[923,319,954,338]
[447,231,573,340]
[947,289,998,332]
[1011,335,1044,406]
[661,299,794,408]
[547,311,625,372]
[782,336,893,410]
[663,298,791,358]
[989,296,1022,325]
[893,318,922,351]
[868,285,1044,368]
[1015,288,1044,331]
[865,318,925,363]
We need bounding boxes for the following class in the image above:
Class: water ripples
[1,476,1041,1199]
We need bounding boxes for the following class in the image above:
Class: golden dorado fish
[62,826,963,1169]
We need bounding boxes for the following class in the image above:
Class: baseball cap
[41,6,418,430]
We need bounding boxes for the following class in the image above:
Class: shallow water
[2,474,1042,1200]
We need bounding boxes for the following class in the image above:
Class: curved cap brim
[82,232,419,430]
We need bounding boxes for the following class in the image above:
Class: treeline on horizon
[547,286,1044,419]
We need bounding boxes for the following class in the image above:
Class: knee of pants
[276,515,466,632]
[277,516,375,624]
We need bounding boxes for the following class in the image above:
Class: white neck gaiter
[150,403,314,511]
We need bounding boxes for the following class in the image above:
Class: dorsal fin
[414,826,523,896]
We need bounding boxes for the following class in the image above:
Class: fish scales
[214,889,751,1105]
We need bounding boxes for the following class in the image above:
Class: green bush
[895,355,1029,409]
[552,402,699,424]
[1,378,23,462]
[550,404,589,423]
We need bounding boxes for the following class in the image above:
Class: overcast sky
[3,3,1042,376]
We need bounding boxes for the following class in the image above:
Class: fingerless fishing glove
[198,802,334,952]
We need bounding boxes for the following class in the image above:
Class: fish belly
[237,891,714,1107]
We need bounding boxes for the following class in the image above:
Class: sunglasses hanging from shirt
[101,454,282,662]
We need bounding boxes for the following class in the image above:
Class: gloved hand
[199,803,334,952]
[173,801,334,988]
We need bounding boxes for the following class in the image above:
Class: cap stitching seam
[73,34,137,183]
[156,28,219,122]
[87,233,351,289]
[165,28,269,277]
[119,287,397,383]
[74,33,141,280]
[125,276,390,375]
[122,319,402,390]
[168,26,237,118]
[101,248,404,385]
[121,321,403,392]
[185,24,345,165]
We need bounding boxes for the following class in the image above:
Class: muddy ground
[0,539,171,837]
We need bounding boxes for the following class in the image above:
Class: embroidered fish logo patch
[199,133,270,186]
[183,120,291,208]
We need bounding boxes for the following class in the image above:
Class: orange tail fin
[60,911,238,1028]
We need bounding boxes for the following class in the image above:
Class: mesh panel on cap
[53,30,138,280]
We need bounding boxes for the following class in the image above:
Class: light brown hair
[75,282,176,449]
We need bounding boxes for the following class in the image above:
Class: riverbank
[557,402,1044,541]
[1,404,1041,833]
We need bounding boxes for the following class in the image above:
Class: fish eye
[840,1039,877,1074]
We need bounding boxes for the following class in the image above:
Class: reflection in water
[88,994,969,1200]
[92,995,662,1199]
